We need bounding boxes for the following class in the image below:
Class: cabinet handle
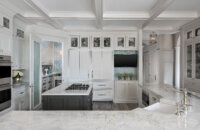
[152,97,157,101]
[99,84,106,86]
[98,94,106,96]
[20,92,24,94]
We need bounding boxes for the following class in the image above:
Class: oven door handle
[0,84,11,91]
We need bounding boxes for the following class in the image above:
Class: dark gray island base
[42,83,93,110]
[42,91,92,110]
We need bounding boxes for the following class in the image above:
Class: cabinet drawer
[42,77,49,83]
[93,90,113,101]
[93,83,113,90]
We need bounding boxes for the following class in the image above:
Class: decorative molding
[49,11,96,20]
[0,0,21,16]
[142,0,175,28]
[103,11,149,20]
[157,11,197,20]
[24,0,63,29]
[92,0,103,29]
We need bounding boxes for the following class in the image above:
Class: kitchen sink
[145,102,177,114]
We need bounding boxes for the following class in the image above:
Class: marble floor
[92,102,138,110]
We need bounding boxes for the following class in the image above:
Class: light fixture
[149,32,157,44]
[59,50,62,56]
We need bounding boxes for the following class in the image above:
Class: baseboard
[114,99,138,104]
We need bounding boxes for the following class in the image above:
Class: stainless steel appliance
[0,55,11,111]
[66,83,89,91]
[142,89,149,107]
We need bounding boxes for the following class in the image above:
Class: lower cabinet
[149,92,161,105]
[42,91,92,110]
[12,85,29,110]
[114,81,138,103]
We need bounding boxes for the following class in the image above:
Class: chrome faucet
[181,88,192,111]
[175,102,184,116]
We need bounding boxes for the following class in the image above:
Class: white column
[175,46,180,89]
[175,35,181,89]
[138,29,143,86]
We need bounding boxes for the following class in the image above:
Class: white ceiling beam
[103,12,149,20]
[142,0,175,28]
[24,0,63,29]
[92,0,103,29]
[49,12,96,20]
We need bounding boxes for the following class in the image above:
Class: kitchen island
[0,85,200,130]
[42,83,93,110]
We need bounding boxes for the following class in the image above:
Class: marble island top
[0,85,200,130]
[42,83,93,96]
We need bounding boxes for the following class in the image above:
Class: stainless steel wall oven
[0,56,11,111]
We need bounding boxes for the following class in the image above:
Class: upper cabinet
[183,25,200,93]
[92,36,101,49]
[70,36,79,48]
[115,36,137,50]
[0,12,13,56]
[69,33,137,50]
[103,36,112,49]
[0,33,12,56]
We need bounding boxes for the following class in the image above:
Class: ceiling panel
[146,20,190,30]
[39,0,93,12]
[104,0,158,12]
[165,0,200,12]
[8,0,37,14]
[55,19,96,30]
[104,20,144,27]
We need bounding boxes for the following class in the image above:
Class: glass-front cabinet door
[195,43,200,79]
[187,45,192,78]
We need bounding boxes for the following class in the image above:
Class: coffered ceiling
[2,0,200,32]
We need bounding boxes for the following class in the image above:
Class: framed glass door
[195,43,200,79]
[187,45,192,78]
[34,41,40,107]
[30,34,41,110]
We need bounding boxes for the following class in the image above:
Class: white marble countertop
[42,72,61,78]
[42,83,92,96]
[0,108,199,130]
[0,84,200,130]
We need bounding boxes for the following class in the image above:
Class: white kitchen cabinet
[12,85,29,110]
[183,27,200,93]
[114,81,138,103]
[92,51,102,79]
[12,37,26,69]
[92,81,114,101]
[101,51,113,79]
[80,50,91,80]
[91,50,113,80]
[143,44,173,86]
[0,33,11,56]
[143,46,159,85]
[69,49,80,81]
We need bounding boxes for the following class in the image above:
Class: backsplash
[114,50,138,81]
